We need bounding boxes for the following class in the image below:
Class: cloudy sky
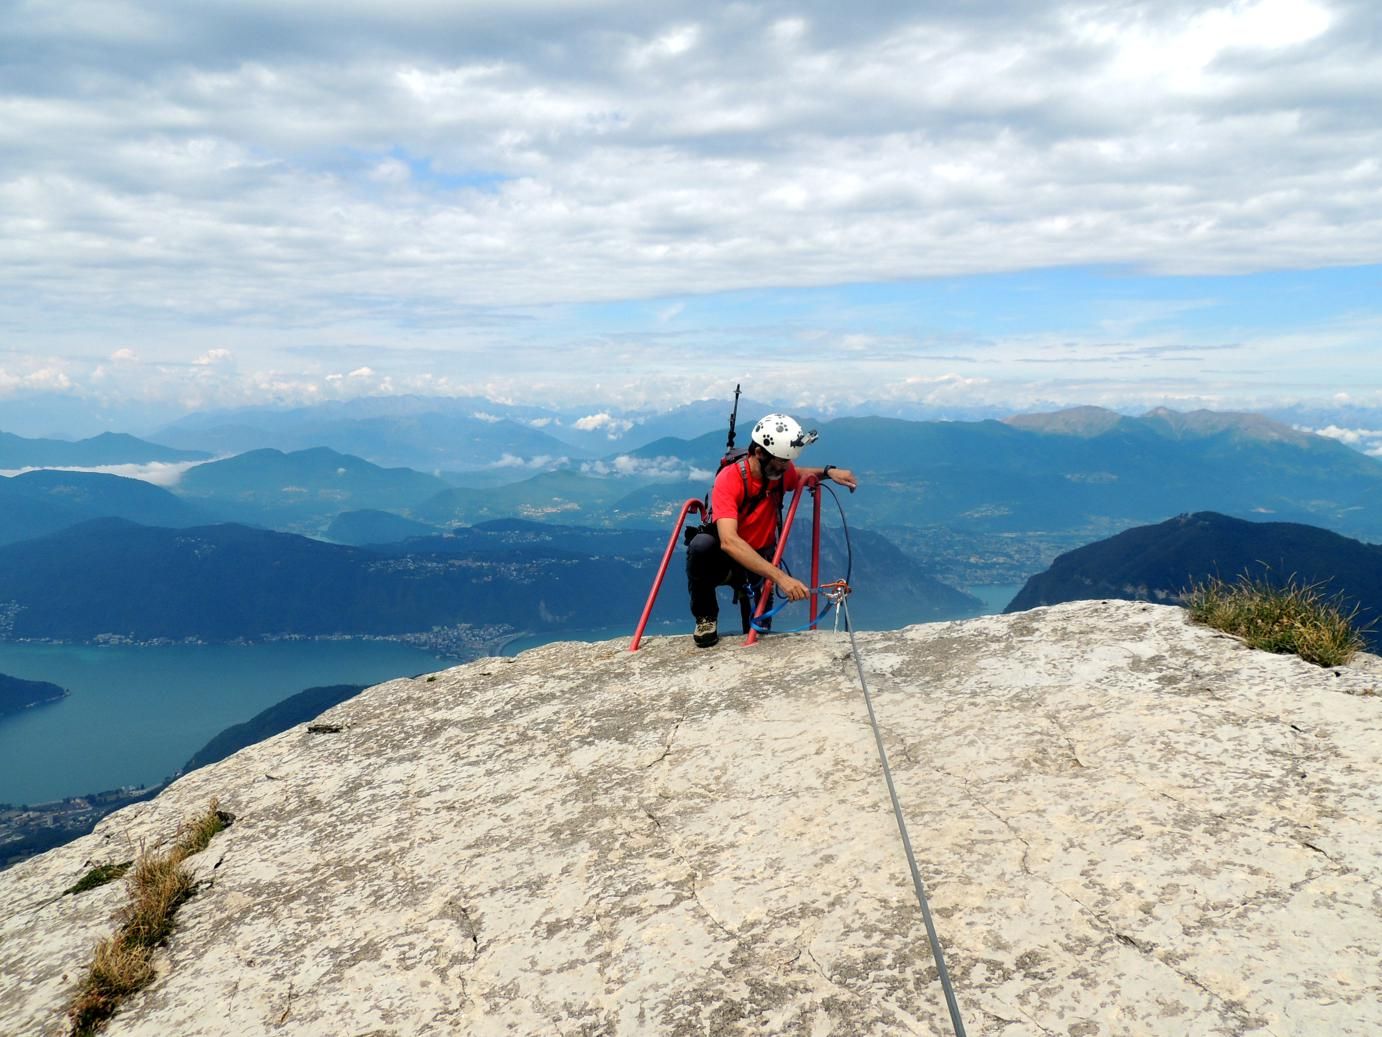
[2,0,1380,423]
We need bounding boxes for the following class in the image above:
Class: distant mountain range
[530,407,1382,542]
[1005,511,1382,648]
[411,470,683,528]
[0,431,209,469]
[147,392,869,470]
[371,518,670,559]
[376,518,980,625]
[159,409,584,472]
[0,470,212,546]
[149,394,782,470]
[326,509,442,545]
[0,518,651,641]
[175,447,452,532]
[1004,405,1324,445]
[9,404,1382,603]
[0,515,975,644]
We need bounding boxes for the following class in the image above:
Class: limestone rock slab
[1,601,1378,1035]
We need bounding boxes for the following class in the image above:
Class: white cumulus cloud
[580,455,711,481]
[1309,424,1382,457]
[574,412,635,435]
[2,1,1380,416]
[0,460,204,486]
[489,453,567,469]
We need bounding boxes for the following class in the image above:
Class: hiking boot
[693,616,719,648]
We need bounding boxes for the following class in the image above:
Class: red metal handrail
[628,497,706,652]
[629,475,827,651]
[809,478,822,627]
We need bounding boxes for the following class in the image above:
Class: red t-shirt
[711,459,800,550]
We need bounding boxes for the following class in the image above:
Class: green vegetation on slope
[0,673,68,717]
[181,684,366,772]
[1006,512,1382,651]
[1185,572,1369,668]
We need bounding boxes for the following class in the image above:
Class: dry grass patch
[1184,572,1369,668]
[68,939,155,1031]
[67,800,230,1036]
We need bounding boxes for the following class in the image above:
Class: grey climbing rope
[840,596,968,1037]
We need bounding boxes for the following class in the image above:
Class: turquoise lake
[0,640,447,807]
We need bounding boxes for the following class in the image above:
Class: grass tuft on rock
[63,862,132,897]
[1183,572,1368,668]
[67,800,230,1036]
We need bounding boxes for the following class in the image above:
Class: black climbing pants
[685,532,772,621]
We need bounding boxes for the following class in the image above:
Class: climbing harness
[838,591,968,1037]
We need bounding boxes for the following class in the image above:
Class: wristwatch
[821,465,836,481]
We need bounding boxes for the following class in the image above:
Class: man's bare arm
[796,466,858,491]
[714,517,809,600]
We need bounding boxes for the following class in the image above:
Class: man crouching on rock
[686,413,857,647]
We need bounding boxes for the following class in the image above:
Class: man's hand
[777,574,810,601]
[826,467,858,491]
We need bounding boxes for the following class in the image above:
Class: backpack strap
[702,456,783,531]
[736,458,783,530]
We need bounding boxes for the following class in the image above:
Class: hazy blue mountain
[154,399,592,471]
[589,394,779,451]
[600,479,714,530]
[435,466,564,489]
[371,518,667,559]
[181,684,367,773]
[413,470,652,528]
[0,510,979,645]
[1005,511,1382,647]
[282,413,584,471]
[139,422,282,458]
[0,518,657,641]
[386,517,976,630]
[808,409,1382,540]
[625,434,706,460]
[0,470,212,545]
[1259,405,1382,459]
[326,509,442,545]
[1005,406,1322,445]
[776,525,983,627]
[175,447,452,532]
[150,392,765,462]
[0,674,68,717]
[0,394,188,440]
[0,431,210,468]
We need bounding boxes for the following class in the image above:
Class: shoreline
[0,626,520,661]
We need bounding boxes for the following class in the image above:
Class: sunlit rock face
[3,601,1379,1036]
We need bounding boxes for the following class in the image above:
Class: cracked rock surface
[2,601,1379,1036]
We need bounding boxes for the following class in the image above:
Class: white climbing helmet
[750,413,818,460]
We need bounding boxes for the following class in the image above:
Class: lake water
[964,584,1023,614]
[0,641,446,807]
